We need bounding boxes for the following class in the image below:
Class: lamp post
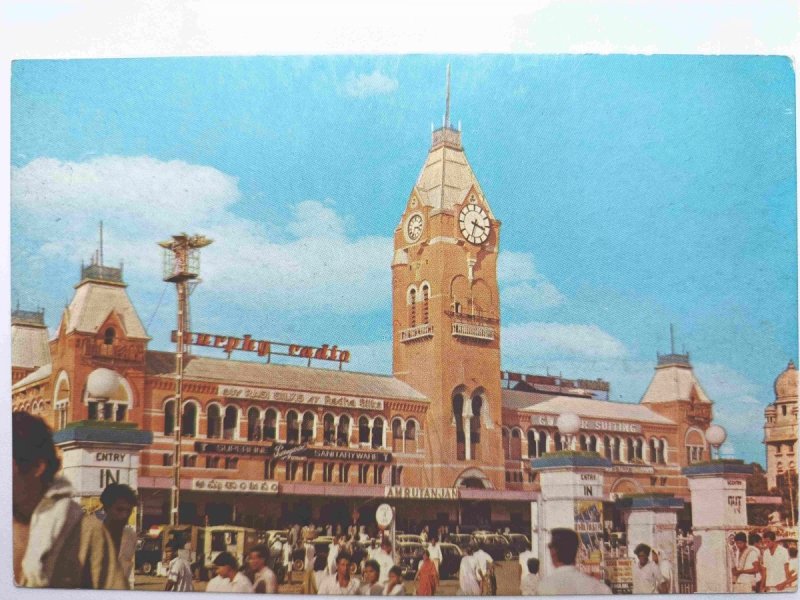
[556,412,581,451]
[159,234,212,526]
[704,424,727,460]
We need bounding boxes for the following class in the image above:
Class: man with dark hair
[247,543,277,593]
[384,565,405,596]
[317,552,360,594]
[164,541,194,592]
[520,558,540,595]
[732,531,760,592]
[358,559,383,595]
[206,551,253,593]
[537,528,611,595]
[632,542,665,594]
[99,483,138,588]
[761,530,792,592]
[12,411,127,589]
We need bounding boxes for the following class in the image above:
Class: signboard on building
[604,557,634,594]
[529,415,642,434]
[384,487,460,500]
[59,446,140,496]
[191,478,279,494]
[217,385,385,411]
[194,441,393,463]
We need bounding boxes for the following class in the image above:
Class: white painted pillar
[463,416,472,461]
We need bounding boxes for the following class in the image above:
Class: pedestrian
[427,537,442,574]
[289,523,300,548]
[328,536,344,575]
[164,542,194,592]
[520,558,540,595]
[458,545,481,596]
[654,548,673,594]
[358,559,384,595]
[537,528,611,595]
[750,533,764,591]
[415,550,439,596]
[99,482,138,589]
[472,543,494,595]
[12,411,127,589]
[517,543,535,588]
[318,552,361,595]
[206,551,254,593]
[383,566,405,596]
[761,531,792,592]
[632,543,666,594]
[327,523,334,537]
[731,532,760,593]
[375,540,396,586]
[247,544,278,593]
[420,525,429,544]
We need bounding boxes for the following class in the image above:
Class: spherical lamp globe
[705,424,727,447]
[556,413,581,436]
[87,368,120,399]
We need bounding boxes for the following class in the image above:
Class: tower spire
[99,220,104,267]
[444,63,451,129]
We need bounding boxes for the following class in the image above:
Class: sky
[10,54,797,465]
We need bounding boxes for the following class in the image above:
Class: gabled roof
[413,130,494,218]
[640,363,712,405]
[12,363,53,390]
[503,389,675,425]
[146,352,428,402]
[11,323,51,369]
[59,281,148,340]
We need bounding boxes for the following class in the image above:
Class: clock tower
[392,71,504,489]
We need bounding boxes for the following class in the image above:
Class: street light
[557,412,581,451]
[704,424,727,460]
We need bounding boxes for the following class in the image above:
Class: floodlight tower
[159,233,213,525]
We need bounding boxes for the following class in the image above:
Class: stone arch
[611,477,642,497]
[470,278,493,316]
[454,467,494,490]
[207,402,223,438]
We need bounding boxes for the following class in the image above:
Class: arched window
[588,435,597,453]
[286,411,300,443]
[527,430,538,458]
[207,404,222,438]
[648,438,657,464]
[685,429,706,464]
[223,406,238,440]
[453,392,466,461]
[409,288,417,328]
[613,437,621,462]
[247,407,261,441]
[263,409,277,441]
[635,438,644,462]
[470,394,483,460]
[372,417,384,449]
[54,372,71,430]
[603,436,612,460]
[323,414,336,445]
[579,434,588,451]
[392,418,404,452]
[301,412,315,443]
[659,438,668,464]
[510,428,522,460]
[538,431,548,456]
[182,402,197,437]
[502,428,510,459]
[555,432,564,452]
[359,416,370,444]
[104,327,116,345]
[337,415,350,447]
[164,399,175,435]
[405,419,418,453]
[421,283,430,324]
[626,438,635,463]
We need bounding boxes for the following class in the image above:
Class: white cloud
[502,321,628,361]
[497,250,564,313]
[12,155,393,314]
[342,70,398,98]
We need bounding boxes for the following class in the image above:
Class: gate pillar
[617,493,684,593]
[682,460,753,594]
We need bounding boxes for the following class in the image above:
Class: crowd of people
[731,530,797,593]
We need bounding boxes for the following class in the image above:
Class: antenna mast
[444,63,451,128]
[99,220,104,266]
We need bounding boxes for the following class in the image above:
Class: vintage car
[397,542,425,579]
[473,533,514,561]
[438,542,463,580]
[445,533,474,552]
[503,533,531,557]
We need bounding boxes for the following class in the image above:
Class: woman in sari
[415,550,439,596]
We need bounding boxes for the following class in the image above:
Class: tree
[746,463,773,526]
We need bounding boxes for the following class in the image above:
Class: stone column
[531,453,611,577]
[682,461,753,594]
[463,416,472,461]
[617,494,684,593]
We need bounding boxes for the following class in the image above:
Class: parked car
[473,533,514,561]
[397,542,425,579]
[438,543,463,580]
[397,534,424,545]
[135,535,162,575]
[445,533,474,552]
[503,533,531,557]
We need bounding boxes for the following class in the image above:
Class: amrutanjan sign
[191,478,279,494]
[217,385,384,411]
[384,487,460,500]
[172,330,350,363]
[194,441,393,463]
[530,414,642,434]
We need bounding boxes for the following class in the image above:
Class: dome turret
[774,360,798,400]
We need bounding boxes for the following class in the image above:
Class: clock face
[376,503,394,527]
[459,204,490,245]
[406,212,424,242]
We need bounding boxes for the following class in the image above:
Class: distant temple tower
[764,360,798,490]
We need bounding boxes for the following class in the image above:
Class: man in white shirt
[317,552,361,595]
[357,559,384,595]
[164,542,194,592]
[247,544,278,593]
[731,532,760,593]
[520,558,540,595]
[427,537,443,574]
[374,540,396,587]
[206,551,254,593]
[328,536,344,575]
[518,545,536,587]
[537,528,612,596]
[458,546,481,596]
[632,543,666,594]
[472,543,494,595]
[761,531,792,592]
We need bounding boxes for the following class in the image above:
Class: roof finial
[444,63,451,129]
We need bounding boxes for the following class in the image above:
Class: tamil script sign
[384,487,460,500]
[191,478,279,494]
[530,414,642,434]
[194,441,392,463]
[217,385,385,411]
